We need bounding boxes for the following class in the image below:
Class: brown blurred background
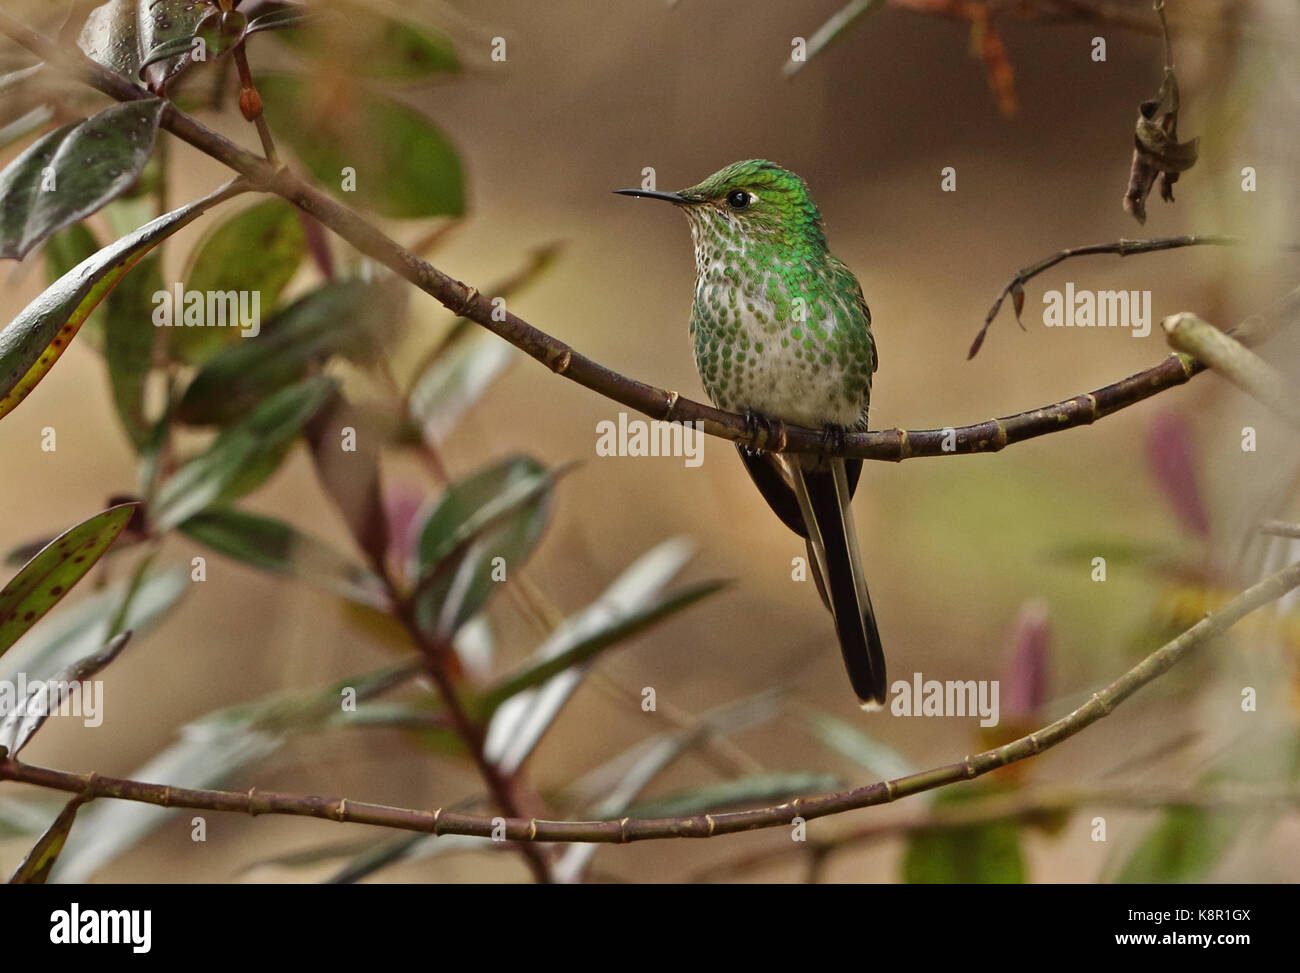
[2,0,1299,882]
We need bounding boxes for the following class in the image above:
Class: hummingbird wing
[789,457,887,707]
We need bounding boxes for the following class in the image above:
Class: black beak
[613,188,690,204]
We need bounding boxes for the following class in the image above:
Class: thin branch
[1163,312,1300,429]
[691,782,1300,882]
[4,12,1291,464]
[971,234,1249,358]
[6,555,1298,843]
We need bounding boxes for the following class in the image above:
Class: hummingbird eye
[725,189,752,210]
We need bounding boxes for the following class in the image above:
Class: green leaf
[0,568,187,684]
[902,820,1027,884]
[804,710,921,790]
[1111,807,1242,883]
[0,796,67,840]
[274,2,459,80]
[177,279,401,424]
[179,508,389,609]
[407,242,562,444]
[0,631,131,758]
[80,0,209,91]
[8,795,89,884]
[52,662,418,881]
[0,504,136,660]
[173,198,307,363]
[625,773,842,818]
[104,253,162,447]
[0,99,165,260]
[305,391,389,566]
[141,9,248,73]
[483,538,698,774]
[0,179,244,422]
[257,74,464,219]
[478,579,726,715]
[42,222,108,351]
[151,375,336,530]
[410,455,556,640]
[782,0,886,77]
[247,7,319,36]
[0,107,53,152]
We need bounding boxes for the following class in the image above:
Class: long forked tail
[791,459,887,707]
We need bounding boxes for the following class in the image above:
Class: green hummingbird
[616,159,886,707]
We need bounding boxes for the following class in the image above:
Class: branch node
[432,806,443,835]
[619,817,630,843]
[336,798,348,823]
[663,389,680,421]
[550,348,573,376]
[247,787,258,816]
[705,813,717,837]
[528,818,538,840]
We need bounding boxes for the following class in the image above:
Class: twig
[1163,312,1300,429]
[971,234,1249,358]
[6,555,1298,843]
[4,12,1291,463]
[691,781,1300,882]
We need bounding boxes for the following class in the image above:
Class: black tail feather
[799,465,887,706]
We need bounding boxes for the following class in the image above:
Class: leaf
[408,243,563,444]
[804,710,921,790]
[52,662,418,881]
[305,391,389,567]
[0,99,165,260]
[903,820,1026,883]
[0,796,67,840]
[0,631,131,758]
[483,538,697,774]
[0,504,136,661]
[247,7,319,36]
[79,0,210,91]
[782,0,885,77]
[1112,806,1240,883]
[0,179,244,422]
[177,279,402,424]
[8,795,89,884]
[256,74,464,219]
[173,199,307,364]
[140,8,248,74]
[103,253,162,447]
[272,1,459,80]
[179,509,389,609]
[410,456,557,640]
[151,375,336,530]
[553,691,784,883]
[0,107,54,152]
[624,773,842,818]
[42,222,106,350]
[478,579,726,715]
[0,568,187,685]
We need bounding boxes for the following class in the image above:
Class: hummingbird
[616,160,886,707]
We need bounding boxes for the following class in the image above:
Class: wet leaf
[0,504,136,661]
[180,508,389,609]
[173,199,306,364]
[80,0,209,91]
[0,180,243,422]
[151,375,336,530]
[257,74,464,219]
[0,99,165,260]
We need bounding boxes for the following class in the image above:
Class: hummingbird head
[616,159,828,257]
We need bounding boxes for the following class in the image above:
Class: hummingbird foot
[742,411,788,454]
[821,424,848,456]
